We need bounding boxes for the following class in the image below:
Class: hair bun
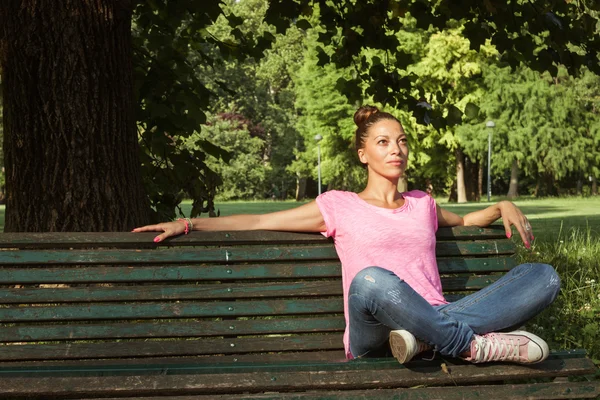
[353,105,379,128]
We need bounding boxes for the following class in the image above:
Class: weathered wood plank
[0,257,515,284]
[0,226,507,249]
[82,382,600,400]
[0,275,502,304]
[0,350,348,368]
[0,350,589,374]
[0,241,513,266]
[0,333,344,361]
[0,356,594,396]
[0,317,346,342]
[0,298,345,322]
[0,263,343,284]
[0,281,344,303]
[0,246,340,265]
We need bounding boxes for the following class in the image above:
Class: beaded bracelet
[177,218,192,235]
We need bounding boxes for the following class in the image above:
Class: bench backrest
[0,226,515,365]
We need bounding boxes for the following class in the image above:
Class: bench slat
[0,257,515,284]
[0,356,594,396]
[0,227,508,249]
[80,382,600,400]
[0,275,502,304]
[0,317,346,342]
[0,350,349,367]
[0,333,344,361]
[0,241,514,265]
[0,298,345,322]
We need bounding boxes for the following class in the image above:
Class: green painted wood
[0,356,594,396]
[0,241,513,266]
[0,350,348,368]
[0,298,345,322]
[0,281,344,303]
[0,275,502,304]
[0,226,506,249]
[0,333,344,361]
[0,350,589,374]
[438,255,516,273]
[0,257,515,285]
[0,317,346,342]
[0,246,340,265]
[85,382,600,400]
[128,382,600,400]
[0,263,344,284]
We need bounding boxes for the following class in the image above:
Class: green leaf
[446,104,463,126]
[296,19,311,30]
[464,103,480,119]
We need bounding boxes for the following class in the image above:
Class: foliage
[132,0,279,220]
[198,0,303,200]
[457,65,600,195]
[522,227,600,363]
[290,29,364,191]
[184,113,272,201]
[266,0,600,126]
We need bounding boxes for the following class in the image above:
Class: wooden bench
[0,226,598,399]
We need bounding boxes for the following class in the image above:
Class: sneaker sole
[389,330,417,364]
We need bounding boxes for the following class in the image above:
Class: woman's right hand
[132,221,187,243]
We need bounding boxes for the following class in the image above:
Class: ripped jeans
[348,263,560,358]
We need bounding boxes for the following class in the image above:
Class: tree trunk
[507,159,519,199]
[477,158,483,201]
[456,148,467,203]
[0,0,151,232]
[592,175,598,195]
[295,176,307,200]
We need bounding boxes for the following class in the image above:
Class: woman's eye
[378,140,387,145]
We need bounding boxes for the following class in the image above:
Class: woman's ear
[357,149,367,165]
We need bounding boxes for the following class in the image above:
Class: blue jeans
[348,263,560,358]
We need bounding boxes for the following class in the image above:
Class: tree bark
[0,0,151,231]
[295,176,307,200]
[507,159,519,199]
[455,148,467,203]
[477,158,483,201]
[592,175,598,196]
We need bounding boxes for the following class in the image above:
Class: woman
[134,105,560,365]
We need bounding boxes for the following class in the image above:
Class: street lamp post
[485,121,495,202]
[314,134,323,195]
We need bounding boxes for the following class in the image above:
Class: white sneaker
[468,330,549,364]
[389,330,432,364]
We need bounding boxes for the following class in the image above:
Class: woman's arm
[132,201,327,243]
[437,201,533,248]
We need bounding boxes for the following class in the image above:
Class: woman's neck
[359,174,404,207]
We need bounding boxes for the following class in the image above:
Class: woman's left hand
[498,201,533,249]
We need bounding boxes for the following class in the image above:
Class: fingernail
[154,237,161,243]
[506,232,512,239]
[532,235,535,240]
[525,242,530,249]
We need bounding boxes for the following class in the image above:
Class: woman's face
[357,119,408,179]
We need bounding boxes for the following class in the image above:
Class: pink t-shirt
[315,190,448,359]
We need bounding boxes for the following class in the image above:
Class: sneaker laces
[472,333,522,363]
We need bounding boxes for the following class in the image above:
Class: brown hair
[353,105,401,151]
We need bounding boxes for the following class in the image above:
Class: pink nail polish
[154,237,161,243]
[525,242,530,249]
[506,232,512,239]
